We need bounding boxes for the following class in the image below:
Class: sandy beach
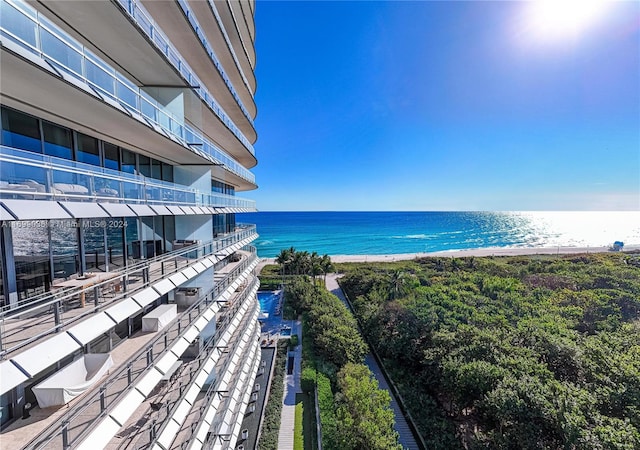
[259,245,640,265]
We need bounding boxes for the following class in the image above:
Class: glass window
[163,216,175,252]
[84,223,106,271]
[76,133,100,166]
[106,219,126,269]
[43,121,73,160]
[13,221,51,300]
[126,218,140,260]
[39,27,83,76]
[103,143,119,171]
[151,159,162,180]
[1,107,42,153]
[138,155,151,177]
[161,163,173,183]
[51,220,79,280]
[121,149,136,174]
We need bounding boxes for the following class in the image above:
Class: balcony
[0,227,258,360]
[0,0,256,183]
[0,146,256,212]
[10,250,259,449]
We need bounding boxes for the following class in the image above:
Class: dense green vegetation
[339,252,640,449]
[281,269,400,450]
[258,341,289,450]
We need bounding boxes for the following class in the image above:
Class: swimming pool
[258,291,279,316]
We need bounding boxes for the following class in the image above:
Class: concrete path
[326,274,421,450]
[277,318,302,450]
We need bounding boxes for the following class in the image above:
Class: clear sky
[251,1,640,211]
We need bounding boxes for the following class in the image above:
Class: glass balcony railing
[0,229,258,357]
[115,0,256,147]
[23,251,258,450]
[205,0,254,95]
[175,0,254,106]
[0,146,257,209]
[0,0,256,184]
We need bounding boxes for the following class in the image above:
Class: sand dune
[260,245,640,265]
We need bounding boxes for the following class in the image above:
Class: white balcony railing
[0,0,256,183]
[0,146,257,209]
[115,0,256,145]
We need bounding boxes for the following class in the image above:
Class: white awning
[134,367,163,397]
[108,388,145,426]
[170,337,191,358]
[11,333,82,377]
[58,201,110,218]
[172,398,193,424]
[179,266,198,280]
[166,205,186,215]
[191,262,208,273]
[104,298,142,323]
[182,325,199,343]
[1,200,72,220]
[149,205,172,216]
[128,204,156,216]
[156,419,181,450]
[152,278,175,296]
[154,351,179,375]
[193,207,209,215]
[132,287,160,308]
[98,203,136,217]
[180,206,197,215]
[75,416,121,450]
[167,272,188,286]
[0,204,17,221]
[0,360,29,394]
[67,313,117,344]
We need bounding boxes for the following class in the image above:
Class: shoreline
[260,245,640,264]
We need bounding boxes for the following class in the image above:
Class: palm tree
[320,254,333,284]
[309,252,323,287]
[275,247,295,282]
[388,269,409,301]
[292,250,310,276]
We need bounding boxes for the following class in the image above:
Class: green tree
[335,363,402,450]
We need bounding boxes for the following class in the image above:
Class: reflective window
[138,155,151,177]
[43,121,72,160]
[126,218,140,260]
[13,221,51,300]
[76,133,100,166]
[121,149,136,174]
[151,159,162,180]
[162,163,173,183]
[106,219,126,269]
[51,219,79,280]
[103,143,119,171]
[1,107,42,153]
[84,223,106,272]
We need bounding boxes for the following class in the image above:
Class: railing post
[99,386,106,412]
[62,420,70,449]
[127,363,133,385]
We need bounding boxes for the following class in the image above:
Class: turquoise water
[243,211,640,257]
[257,291,278,314]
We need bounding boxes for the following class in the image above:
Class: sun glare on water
[528,0,611,40]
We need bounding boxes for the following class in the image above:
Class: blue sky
[251,1,639,211]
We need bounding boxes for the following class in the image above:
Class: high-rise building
[0,0,260,448]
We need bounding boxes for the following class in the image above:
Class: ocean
[242,211,640,258]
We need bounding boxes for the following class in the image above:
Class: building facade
[0,0,260,448]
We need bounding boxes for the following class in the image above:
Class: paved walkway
[277,319,302,450]
[326,274,421,450]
